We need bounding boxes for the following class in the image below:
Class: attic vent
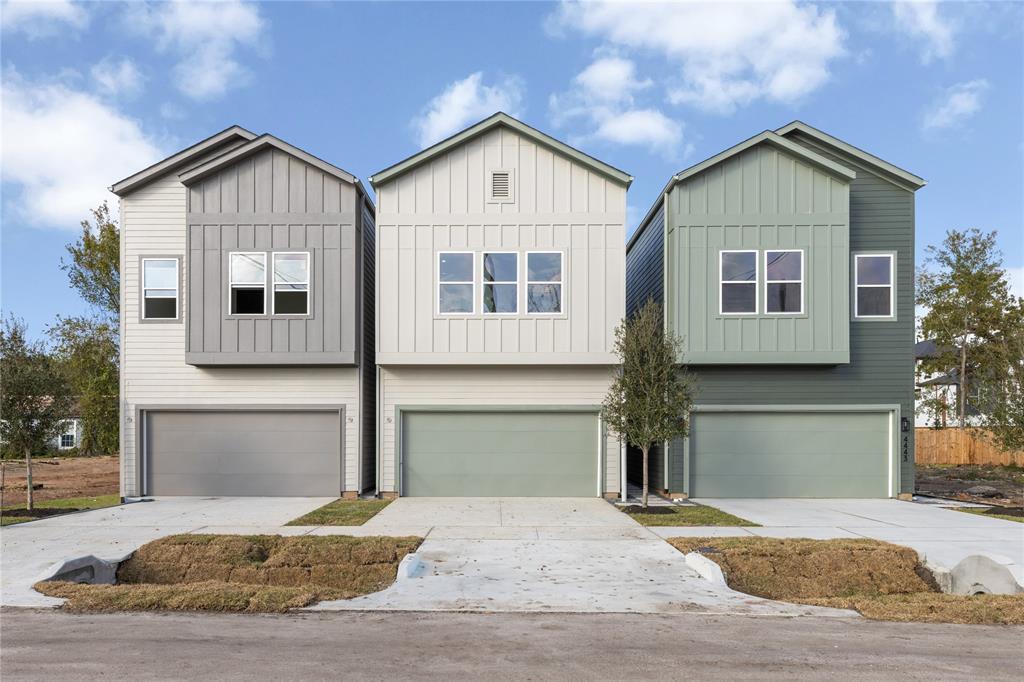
[489,170,513,202]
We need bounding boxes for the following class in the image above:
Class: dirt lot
[0,456,119,504]
[915,464,1024,507]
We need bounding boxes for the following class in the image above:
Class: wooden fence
[915,428,1024,467]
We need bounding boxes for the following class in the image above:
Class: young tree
[61,202,120,321]
[0,317,73,510]
[602,299,696,508]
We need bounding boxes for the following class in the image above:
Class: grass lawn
[1,494,121,526]
[620,503,758,527]
[285,499,392,526]
[35,533,422,613]
[955,507,1024,524]
[669,536,1024,625]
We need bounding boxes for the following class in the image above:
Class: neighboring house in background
[369,112,631,498]
[51,417,81,452]
[914,339,984,428]
[111,127,376,498]
[627,122,925,499]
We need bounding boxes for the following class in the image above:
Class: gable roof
[177,134,359,187]
[369,112,633,188]
[776,121,926,191]
[110,125,256,196]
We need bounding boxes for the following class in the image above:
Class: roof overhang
[110,125,256,196]
[369,112,633,188]
[178,134,358,187]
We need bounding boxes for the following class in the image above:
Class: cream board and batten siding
[375,126,626,363]
[120,173,361,496]
[378,367,621,494]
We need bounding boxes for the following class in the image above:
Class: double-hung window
[482,252,518,314]
[438,252,474,314]
[720,250,758,314]
[273,253,310,315]
[230,252,266,315]
[765,250,803,314]
[854,254,895,318]
[527,252,563,314]
[142,258,179,320]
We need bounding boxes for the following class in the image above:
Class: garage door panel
[146,410,341,497]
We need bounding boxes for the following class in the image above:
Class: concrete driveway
[650,498,1024,589]
[1,496,332,608]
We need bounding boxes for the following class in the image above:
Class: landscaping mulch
[916,464,1024,508]
[621,504,758,527]
[286,499,392,526]
[1,494,121,526]
[956,507,1024,523]
[669,536,1024,624]
[35,533,422,613]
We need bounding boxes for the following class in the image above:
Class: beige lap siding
[120,174,361,497]
[379,366,621,496]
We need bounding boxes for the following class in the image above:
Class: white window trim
[526,251,565,316]
[437,251,475,316]
[854,253,895,319]
[719,249,759,315]
[481,251,519,315]
[141,257,179,320]
[487,168,515,204]
[58,421,77,449]
[271,251,311,316]
[228,251,268,316]
[764,249,805,315]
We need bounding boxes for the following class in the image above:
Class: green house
[626,122,926,499]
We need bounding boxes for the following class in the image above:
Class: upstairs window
[720,250,758,314]
[230,252,266,315]
[527,252,563,314]
[273,253,310,315]
[482,252,518,314]
[438,252,474,314]
[142,258,179,320]
[765,250,803,314]
[855,253,894,318]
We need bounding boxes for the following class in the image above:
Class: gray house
[627,122,925,499]
[112,127,376,498]
[370,113,632,498]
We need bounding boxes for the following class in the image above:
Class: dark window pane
[483,253,517,282]
[439,253,472,282]
[483,283,517,313]
[858,287,891,316]
[721,251,756,281]
[766,283,802,313]
[857,256,891,285]
[144,296,176,319]
[231,287,264,315]
[274,290,308,314]
[439,283,472,313]
[766,251,801,281]
[528,283,561,313]
[721,283,756,313]
[528,253,561,282]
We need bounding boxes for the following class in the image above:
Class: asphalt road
[2,609,1022,681]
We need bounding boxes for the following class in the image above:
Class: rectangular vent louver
[491,171,511,199]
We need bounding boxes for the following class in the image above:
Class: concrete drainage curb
[684,552,727,585]
[397,552,425,580]
[923,553,1024,595]
[35,553,133,587]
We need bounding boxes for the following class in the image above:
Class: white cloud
[892,0,955,63]
[551,0,845,114]
[0,0,87,38]
[573,55,651,103]
[593,108,683,150]
[90,57,144,97]
[414,72,524,147]
[126,0,265,100]
[1,71,165,228]
[923,79,989,130]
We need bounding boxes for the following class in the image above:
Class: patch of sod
[955,507,1024,523]
[668,537,1024,624]
[1,494,121,526]
[285,499,392,526]
[34,533,422,613]
[620,504,758,527]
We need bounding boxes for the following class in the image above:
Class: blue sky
[2,0,1022,338]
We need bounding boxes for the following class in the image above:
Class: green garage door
[401,411,598,497]
[689,411,891,498]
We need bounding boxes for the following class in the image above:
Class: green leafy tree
[48,317,119,455]
[602,299,697,508]
[62,202,119,321]
[917,228,1024,449]
[0,317,74,510]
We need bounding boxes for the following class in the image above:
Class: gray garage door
[689,411,891,498]
[145,410,341,496]
[401,411,598,497]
